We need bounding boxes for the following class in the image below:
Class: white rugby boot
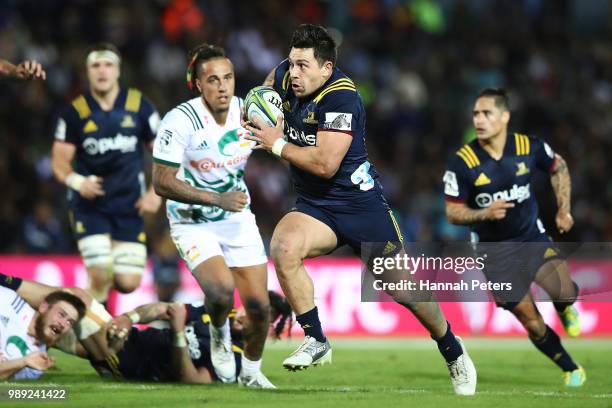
[209,324,236,383]
[282,336,332,371]
[447,336,477,395]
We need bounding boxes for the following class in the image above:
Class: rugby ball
[244,86,283,127]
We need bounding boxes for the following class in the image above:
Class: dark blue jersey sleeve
[53,105,81,144]
[531,135,556,172]
[444,154,472,203]
[315,88,360,136]
[138,95,160,143]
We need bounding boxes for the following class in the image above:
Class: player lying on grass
[0,272,292,385]
[0,275,86,380]
[88,290,291,384]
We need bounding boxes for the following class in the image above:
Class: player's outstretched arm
[550,153,573,233]
[168,303,212,384]
[152,162,247,211]
[446,200,515,225]
[0,59,46,81]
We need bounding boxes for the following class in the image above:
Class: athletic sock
[241,355,262,377]
[554,281,580,313]
[296,307,326,343]
[211,319,231,344]
[432,321,463,364]
[0,273,22,291]
[531,325,578,371]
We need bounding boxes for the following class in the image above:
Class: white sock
[211,319,231,344]
[241,355,262,377]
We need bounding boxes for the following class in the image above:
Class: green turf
[1,338,610,408]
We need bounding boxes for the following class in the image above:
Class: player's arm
[0,59,46,80]
[245,117,352,179]
[152,162,247,211]
[0,352,54,380]
[550,153,573,233]
[263,67,276,86]
[443,164,514,224]
[51,141,104,199]
[445,200,514,225]
[167,303,212,384]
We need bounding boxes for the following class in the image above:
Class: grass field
[1,338,611,408]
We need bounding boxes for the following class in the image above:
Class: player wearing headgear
[0,284,85,380]
[244,24,477,395]
[51,43,162,304]
[152,44,273,388]
[444,88,585,387]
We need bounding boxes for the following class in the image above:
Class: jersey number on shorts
[351,161,375,191]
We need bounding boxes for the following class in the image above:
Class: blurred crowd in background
[1,0,611,260]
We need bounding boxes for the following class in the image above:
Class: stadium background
[0,0,611,336]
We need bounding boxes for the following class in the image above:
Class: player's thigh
[534,258,575,299]
[271,211,338,262]
[170,223,234,295]
[72,210,113,272]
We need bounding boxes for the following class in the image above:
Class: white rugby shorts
[170,213,267,270]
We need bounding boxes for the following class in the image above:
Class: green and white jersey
[0,287,47,380]
[153,96,256,224]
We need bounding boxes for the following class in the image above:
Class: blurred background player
[444,88,585,387]
[51,43,162,305]
[152,44,273,388]
[0,285,85,380]
[245,24,476,395]
[0,58,46,81]
[151,231,182,303]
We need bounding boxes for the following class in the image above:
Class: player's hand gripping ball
[244,86,283,127]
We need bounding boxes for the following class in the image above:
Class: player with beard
[0,287,85,380]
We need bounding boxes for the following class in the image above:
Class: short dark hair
[186,43,227,91]
[290,24,337,66]
[86,42,121,60]
[269,291,293,339]
[44,291,86,321]
[477,88,509,111]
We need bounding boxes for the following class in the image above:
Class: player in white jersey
[0,286,85,380]
[153,44,273,388]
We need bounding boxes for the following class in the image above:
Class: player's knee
[270,237,302,272]
[78,234,112,270]
[205,283,234,311]
[113,274,142,294]
[243,298,271,326]
[112,241,147,278]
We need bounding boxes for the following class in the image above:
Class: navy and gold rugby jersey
[104,307,242,382]
[54,88,159,215]
[443,132,556,242]
[273,59,386,207]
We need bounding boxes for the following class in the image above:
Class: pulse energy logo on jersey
[83,133,138,155]
[475,183,531,207]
